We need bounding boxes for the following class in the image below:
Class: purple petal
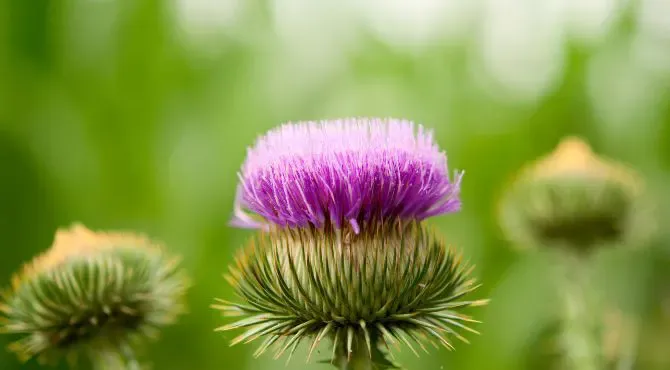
[231,118,462,232]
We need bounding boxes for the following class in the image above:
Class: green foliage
[214,221,487,368]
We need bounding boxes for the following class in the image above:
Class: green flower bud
[0,224,189,368]
[498,137,650,253]
[214,221,487,367]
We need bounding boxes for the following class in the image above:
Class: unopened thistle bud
[216,118,487,369]
[0,224,189,369]
[498,137,648,253]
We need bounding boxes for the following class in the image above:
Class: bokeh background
[2,0,670,369]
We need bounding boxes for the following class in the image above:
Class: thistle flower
[217,118,486,369]
[231,118,463,232]
[0,224,189,369]
[498,137,649,253]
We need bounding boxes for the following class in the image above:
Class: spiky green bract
[214,221,487,368]
[0,227,188,368]
[498,137,650,254]
[499,176,641,252]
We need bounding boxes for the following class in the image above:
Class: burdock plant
[498,137,651,370]
[214,118,488,369]
[0,224,189,369]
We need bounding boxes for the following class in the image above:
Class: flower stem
[331,329,398,370]
[334,338,374,370]
[557,254,602,370]
[615,316,639,370]
[121,343,141,370]
[91,344,141,370]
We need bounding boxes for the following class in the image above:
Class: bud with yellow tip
[498,137,655,370]
[498,137,650,253]
[0,224,189,369]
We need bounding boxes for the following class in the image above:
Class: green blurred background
[2,0,670,369]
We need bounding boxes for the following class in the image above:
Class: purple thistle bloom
[231,118,463,233]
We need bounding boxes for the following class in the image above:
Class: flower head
[231,118,462,233]
[0,224,189,367]
[219,118,484,368]
[498,137,650,252]
[214,221,486,365]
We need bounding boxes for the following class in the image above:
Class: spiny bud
[214,221,486,366]
[0,224,189,368]
[498,137,650,253]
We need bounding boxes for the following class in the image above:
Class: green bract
[0,225,188,369]
[499,176,642,251]
[498,137,650,253]
[214,221,486,367]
